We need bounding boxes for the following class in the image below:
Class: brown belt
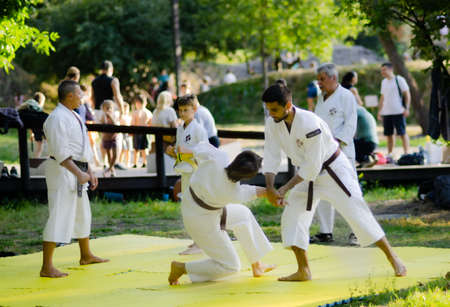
[189,187,227,231]
[49,156,88,197]
[306,148,352,211]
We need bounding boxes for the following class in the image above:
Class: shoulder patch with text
[306,129,321,138]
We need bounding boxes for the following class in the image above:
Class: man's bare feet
[391,257,407,277]
[179,244,202,255]
[278,268,311,282]
[252,261,277,277]
[40,266,68,278]
[79,255,109,265]
[168,261,186,285]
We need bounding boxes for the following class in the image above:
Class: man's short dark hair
[381,62,393,68]
[58,80,79,102]
[261,82,292,106]
[101,60,113,71]
[225,150,262,182]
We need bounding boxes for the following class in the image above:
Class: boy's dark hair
[225,150,263,182]
[176,94,197,108]
[134,93,147,104]
[381,62,393,68]
[101,60,113,71]
[58,80,79,101]
[261,82,292,106]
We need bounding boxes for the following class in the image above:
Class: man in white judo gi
[262,82,406,281]
[168,143,275,285]
[313,63,357,245]
[40,80,108,278]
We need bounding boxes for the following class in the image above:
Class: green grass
[1,183,448,255]
[378,136,427,148]
[344,276,449,306]
[0,129,19,164]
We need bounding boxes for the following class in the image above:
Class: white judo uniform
[263,107,384,250]
[175,120,208,195]
[43,103,94,243]
[183,143,273,282]
[314,86,357,234]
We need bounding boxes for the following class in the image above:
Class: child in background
[166,94,208,255]
[100,100,119,177]
[119,102,132,167]
[131,94,152,168]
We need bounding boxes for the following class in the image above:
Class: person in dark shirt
[91,60,124,114]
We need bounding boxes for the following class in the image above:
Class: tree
[190,0,362,87]
[0,0,58,72]
[341,0,450,136]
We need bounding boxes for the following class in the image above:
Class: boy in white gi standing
[168,143,274,285]
[313,64,357,245]
[262,82,406,281]
[166,94,208,255]
[40,80,109,278]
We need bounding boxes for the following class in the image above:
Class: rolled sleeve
[262,124,281,174]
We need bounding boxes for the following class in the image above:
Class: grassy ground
[1,185,449,255]
[0,129,19,164]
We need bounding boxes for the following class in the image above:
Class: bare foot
[40,266,68,278]
[278,268,311,282]
[391,257,407,277]
[252,262,277,277]
[168,261,186,285]
[179,244,202,255]
[79,255,109,265]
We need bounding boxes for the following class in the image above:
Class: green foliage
[0,0,58,72]
[340,0,450,70]
[199,63,431,124]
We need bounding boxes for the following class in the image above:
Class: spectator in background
[79,85,101,167]
[341,71,363,106]
[92,60,124,114]
[18,92,47,158]
[180,80,192,96]
[100,100,119,177]
[223,69,237,84]
[149,76,160,101]
[200,76,210,93]
[65,66,80,82]
[119,103,132,167]
[306,80,320,111]
[377,62,411,159]
[131,94,152,168]
[152,91,178,152]
[158,69,170,85]
[355,105,379,168]
[194,97,220,148]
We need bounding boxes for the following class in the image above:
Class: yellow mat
[0,235,448,307]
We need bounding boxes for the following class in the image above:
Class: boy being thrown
[168,142,275,285]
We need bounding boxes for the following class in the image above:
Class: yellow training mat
[0,235,448,307]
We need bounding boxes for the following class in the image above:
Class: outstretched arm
[278,174,303,197]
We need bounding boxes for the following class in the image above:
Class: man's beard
[273,112,289,123]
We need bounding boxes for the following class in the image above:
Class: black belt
[306,148,352,211]
[49,156,89,197]
[189,187,227,231]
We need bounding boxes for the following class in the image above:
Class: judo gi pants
[43,160,91,244]
[182,193,273,282]
[282,154,384,250]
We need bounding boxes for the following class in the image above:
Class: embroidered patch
[329,107,337,116]
[185,134,191,142]
[296,139,304,147]
[306,129,321,138]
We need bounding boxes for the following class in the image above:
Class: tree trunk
[171,0,182,97]
[260,0,269,89]
[378,30,428,133]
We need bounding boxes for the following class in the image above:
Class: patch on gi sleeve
[306,128,321,138]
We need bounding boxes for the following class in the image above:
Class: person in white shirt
[168,142,274,285]
[377,62,411,156]
[262,82,406,281]
[152,91,178,128]
[166,94,208,255]
[194,101,220,148]
[313,64,357,244]
[223,69,237,84]
[40,80,109,278]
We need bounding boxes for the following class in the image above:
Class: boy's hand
[267,187,285,208]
